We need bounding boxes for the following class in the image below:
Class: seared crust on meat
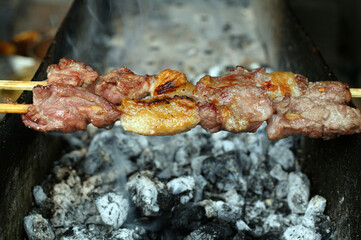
[267,94,361,140]
[149,69,195,97]
[261,72,309,99]
[95,67,151,105]
[306,81,351,104]
[47,58,99,88]
[120,95,200,136]
[22,84,121,132]
[194,71,273,133]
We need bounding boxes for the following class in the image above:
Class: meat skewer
[1,58,361,140]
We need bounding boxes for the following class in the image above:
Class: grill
[0,0,360,239]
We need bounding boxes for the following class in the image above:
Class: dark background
[291,0,361,93]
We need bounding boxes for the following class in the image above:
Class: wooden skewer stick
[0,103,124,114]
[0,103,31,114]
[350,88,361,98]
[0,80,47,90]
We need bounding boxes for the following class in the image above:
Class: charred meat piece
[95,67,151,105]
[120,95,200,136]
[22,84,121,132]
[149,69,195,97]
[194,67,273,133]
[267,94,361,140]
[47,58,99,88]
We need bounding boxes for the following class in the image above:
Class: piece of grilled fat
[149,69,195,97]
[120,95,200,136]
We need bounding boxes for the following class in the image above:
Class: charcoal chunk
[94,192,129,228]
[283,224,321,240]
[287,172,310,214]
[171,203,208,234]
[184,221,234,240]
[24,214,55,240]
[201,153,242,191]
[126,171,165,216]
[33,185,48,207]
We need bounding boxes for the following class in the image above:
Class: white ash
[94,192,129,228]
[167,176,195,195]
[283,224,321,240]
[268,145,295,171]
[198,199,242,223]
[33,185,48,207]
[236,219,251,232]
[26,122,334,239]
[110,227,146,240]
[270,164,289,182]
[287,172,311,214]
[167,176,196,204]
[126,171,165,216]
[24,214,55,240]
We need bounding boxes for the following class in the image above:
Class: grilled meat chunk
[261,72,309,99]
[305,81,351,104]
[95,67,151,105]
[47,58,99,88]
[194,67,273,133]
[267,94,361,140]
[149,69,195,97]
[22,84,121,132]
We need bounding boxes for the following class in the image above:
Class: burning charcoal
[287,172,310,214]
[33,185,48,207]
[110,227,146,240]
[94,192,129,228]
[302,195,334,239]
[167,176,195,204]
[283,224,321,240]
[302,213,334,240]
[248,162,275,195]
[83,129,139,175]
[268,144,295,171]
[24,214,55,240]
[60,224,95,240]
[198,200,242,223]
[223,189,245,207]
[270,164,288,182]
[81,169,127,197]
[201,152,242,191]
[305,195,327,215]
[193,174,208,202]
[171,203,209,234]
[126,171,165,216]
[236,219,251,232]
[275,181,289,199]
[259,231,282,240]
[284,213,303,227]
[263,214,284,233]
[243,200,268,235]
[184,221,235,240]
[167,176,195,194]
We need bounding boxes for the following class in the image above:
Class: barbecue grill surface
[0,0,360,239]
